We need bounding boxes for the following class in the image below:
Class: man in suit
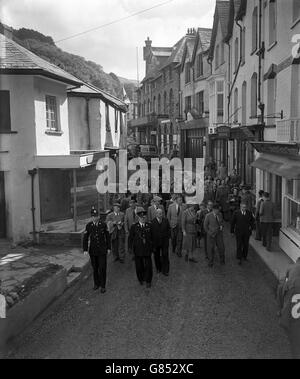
[231,202,255,265]
[129,207,153,288]
[167,194,185,257]
[106,203,125,263]
[260,192,276,251]
[124,199,138,257]
[147,196,165,222]
[151,208,171,276]
[83,207,111,293]
[204,203,225,268]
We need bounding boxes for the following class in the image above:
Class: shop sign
[217,125,231,139]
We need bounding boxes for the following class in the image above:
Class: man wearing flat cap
[106,202,126,263]
[147,195,165,222]
[83,207,111,293]
[129,207,153,288]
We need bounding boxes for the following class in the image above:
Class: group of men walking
[83,191,259,293]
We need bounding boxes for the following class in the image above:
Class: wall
[0,75,38,242]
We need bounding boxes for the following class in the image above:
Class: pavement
[2,227,293,359]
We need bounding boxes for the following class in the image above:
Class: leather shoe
[146,283,152,288]
[114,257,120,262]
[185,255,188,262]
[238,260,242,266]
[100,288,106,294]
[119,259,124,264]
[93,285,100,291]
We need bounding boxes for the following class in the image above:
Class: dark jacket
[231,210,255,235]
[151,218,171,248]
[83,221,111,256]
[129,222,153,257]
[260,199,276,223]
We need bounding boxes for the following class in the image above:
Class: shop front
[251,142,300,262]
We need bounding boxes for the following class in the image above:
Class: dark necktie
[177,206,180,216]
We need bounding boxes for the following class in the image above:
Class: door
[0,172,6,238]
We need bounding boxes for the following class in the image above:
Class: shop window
[287,199,300,236]
[0,90,11,133]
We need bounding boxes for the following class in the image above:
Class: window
[242,81,247,125]
[234,38,239,72]
[185,96,192,114]
[242,27,246,63]
[287,199,300,236]
[148,99,151,114]
[297,181,300,200]
[269,0,277,46]
[220,43,224,64]
[252,7,258,53]
[169,89,174,115]
[216,80,224,122]
[287,179,294,197]
[153,97,156,114]
[0,90,11,132]
[196,54,204,77]
[158,94,161,115]
[169,66,173,81]
[251,73,258,117]
[196,91,204,115]
[215,44,219,69]
[293,0,300,22]
[234,88,239,123]
[46,95,59,131]
[185,62,191,83]
[164,92,168,114]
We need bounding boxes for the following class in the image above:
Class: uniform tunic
[129,222,153,284]
[83,221,110,288]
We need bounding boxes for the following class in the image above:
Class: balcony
[276,119,300,143]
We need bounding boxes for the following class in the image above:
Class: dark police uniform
[83,215,111,290]
[129,221,153,286]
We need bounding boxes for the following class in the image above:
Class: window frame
[269,0,277,48]
[0,90,12,133]
[45,95,59,132]
[252,7,258,54]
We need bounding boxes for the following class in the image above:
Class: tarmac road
[5,229,291,359]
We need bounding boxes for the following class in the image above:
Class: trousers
[90,255,107,288]
[153,245,170,274]
[135,256,153,284]
[207,232,225,265]
[236,233,250,260]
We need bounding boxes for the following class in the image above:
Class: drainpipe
[28,169,38,244]
[86,96,91,150]
[257,0,265,141]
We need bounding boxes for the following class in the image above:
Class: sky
[1,0,215,80]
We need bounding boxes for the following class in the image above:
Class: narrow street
[5,228,291,359]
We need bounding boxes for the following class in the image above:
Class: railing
[276,118,300,143]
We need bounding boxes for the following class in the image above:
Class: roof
[0,33,82,87]
[191,28,212,64]
[208,0,230,61]
[68,82,127,112]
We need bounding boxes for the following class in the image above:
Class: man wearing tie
[129,207,153,288]
[147,196,165,222]
[151,208,171,276]
[204,203,226,267]
[124,199,138,258]
[231,202,255,265]
[167,194,185,257]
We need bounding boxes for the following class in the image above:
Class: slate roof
[208,0,230,61]
[68,82,127,111]
[0,33,82,87]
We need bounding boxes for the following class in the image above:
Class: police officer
[129,207,153,288]
[83,207,111,293]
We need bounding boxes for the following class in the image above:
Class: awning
[251,154,300,179]
[35,151,108,169]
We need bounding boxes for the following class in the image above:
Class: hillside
[0,23,137,100]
